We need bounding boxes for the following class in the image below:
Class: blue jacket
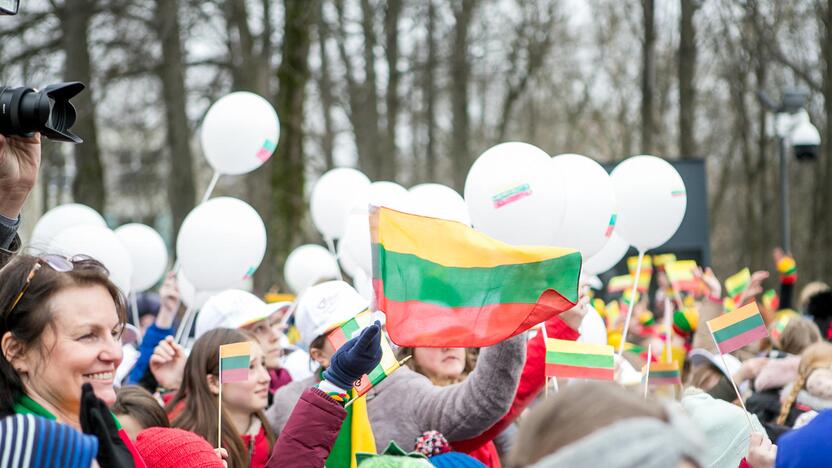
[776,410,832,468]
[127,323,174,385]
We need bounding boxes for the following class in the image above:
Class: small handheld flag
[642,361,681,387]
[328,311,403,398]
[545,339,614,380]
[219,341,252,383]
[725,268,751,299]
[217,341,252,449]
[707,302,768,354]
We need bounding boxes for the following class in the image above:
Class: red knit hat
[135,427,225,468]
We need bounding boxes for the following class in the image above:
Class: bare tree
[62,0,106,211]
[640,0,655,154]
[382,0,402,180]
[450,0,476,191]
[678,0,698,157]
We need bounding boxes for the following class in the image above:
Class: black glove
[79,383,136,468]
[323,321,383,389]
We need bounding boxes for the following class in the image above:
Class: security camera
[791,118,821,162]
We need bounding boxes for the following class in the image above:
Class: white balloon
[549,154,617,258]
[339,209,372,276]
[177,270,219,310]
[407,183,470,225]
[337,239,361,279]
[50,225,133,294]
[368,181,410,211]
[200,92,280,175]
[310,168,371,239]
[611,155,687,251]
[283,244,340,294]
[115,224,169,292]
[176,197,267,291]
[578,304,608,345]
[582,233,630,275]
[29,203,106,252]
[464,142,567,245]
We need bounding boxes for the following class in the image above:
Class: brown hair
[777,341,832,425]
[112,386,170,430]
[396,346,478,386]
[686,363,723,392]
[167,328,275,468]
[779,317,821,355]
[508,381,667,467]
[0,254,127,416]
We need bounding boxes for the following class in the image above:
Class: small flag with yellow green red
[725,268,751,299]
[219,341,251,383]
[707,302,768,354]
[642,361,681,387]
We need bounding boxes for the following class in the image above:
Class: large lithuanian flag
[370,206,582,347]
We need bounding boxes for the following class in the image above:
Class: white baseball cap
[687,348,742,380]
[294,280,369,350]
[195,289,278,339]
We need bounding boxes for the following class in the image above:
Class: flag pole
[643,343,652,399]
[540,322,550,398]
[664,298,673,363]
[707,322,756,432]
[218,348,223,449]
[618,250,645,357]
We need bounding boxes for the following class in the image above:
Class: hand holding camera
[0,132,40,220]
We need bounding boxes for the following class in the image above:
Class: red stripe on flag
[375,279,576,347]
[545,363,614,380]
[717,325,769,354]
[221,368,249,382]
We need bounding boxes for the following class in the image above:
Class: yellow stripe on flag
[349,393,376,468]
[547,338,614,356]
[374,208,575,268]
[219,341,251,358]
[708,302,761,332]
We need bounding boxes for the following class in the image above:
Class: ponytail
[777,371,807,425]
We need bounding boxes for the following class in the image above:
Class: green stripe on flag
[341,318,361,340]
[220,355,249,370]
[377,246,581,306]
[546,351,614,368]
[713,314,765,343]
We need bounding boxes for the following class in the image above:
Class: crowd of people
[2,136,832,468]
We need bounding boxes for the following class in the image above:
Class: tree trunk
[155,0,196,242]
[424,0,438,182]
[383,0,402,180]
[822,0,832,281]
[640,0,655,155]
[317,0,336,171]
[359,0,383,179]
[451,0,476,191]
[62,0,105,212]
[678,0,697,158]
[267,0,315,290]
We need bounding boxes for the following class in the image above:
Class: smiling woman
[0,253,145,466]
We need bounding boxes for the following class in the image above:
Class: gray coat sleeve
[408,333,525,441]
[265,377,315,435]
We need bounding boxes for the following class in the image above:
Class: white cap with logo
[293,280,370,350]
[195,289,279,339]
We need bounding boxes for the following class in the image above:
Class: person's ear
[206,374,220,395]
[309,348,331,368]
[1,331,29,374]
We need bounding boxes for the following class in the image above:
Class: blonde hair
[779,317,821,355]
[396,346,478,387]
[799,282,830,310]
[777,341,832,425]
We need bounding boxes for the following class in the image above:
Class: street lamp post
[757,88,821,253]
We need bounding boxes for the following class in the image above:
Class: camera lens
[0,82,84,143]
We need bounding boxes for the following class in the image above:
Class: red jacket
[453,316,580,462]
[242,425,272,468]
[266,387,346,467]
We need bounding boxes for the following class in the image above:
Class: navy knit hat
[0,414,98,468]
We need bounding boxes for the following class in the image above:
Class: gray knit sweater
[266,333,526,450]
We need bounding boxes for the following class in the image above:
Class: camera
[0,82,85,143]
[792,119,821,161]
[0,0,18,15]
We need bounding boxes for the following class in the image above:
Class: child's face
[221,342,271,413]
[413,347,467,381]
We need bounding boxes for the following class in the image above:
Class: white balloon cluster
[29,204,169,295]
[297,145,686,297]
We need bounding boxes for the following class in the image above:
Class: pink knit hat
[135,427,224,468]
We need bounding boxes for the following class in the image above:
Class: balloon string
[617,249,645,357]
[202,172,221,204]
[324,237,344,281]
